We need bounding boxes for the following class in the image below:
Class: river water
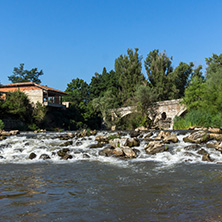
[0,131,222,222]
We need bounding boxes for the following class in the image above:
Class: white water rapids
[1,131,222,166]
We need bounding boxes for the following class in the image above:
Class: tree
[135,85,158,127]
[205,53,222,75]
[89,68,119,100]
[203,53,222,113]
[115,48,145,105]
[8,63,43,84]
[65,78,90,106]
[92,89,120,128]
[144,49,176,100]
[2,91,33,122]
[171,62,194,98]
[183,75,205,111]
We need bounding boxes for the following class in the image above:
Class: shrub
[174,109,222,129]
[173,116,192,129]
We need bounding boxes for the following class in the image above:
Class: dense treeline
[175,54,222,129]
[1,49,222,130]
[63,48,204,130]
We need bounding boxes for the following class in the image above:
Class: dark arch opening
[161,112,167,120]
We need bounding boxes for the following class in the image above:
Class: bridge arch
[109,99,187,130]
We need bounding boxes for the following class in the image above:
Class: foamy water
[0,130,222,166]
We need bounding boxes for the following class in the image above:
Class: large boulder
[109,138,122,148]
[154,131,171,141]
[113,147,124,157]
[163,134,178,143]
[0,131,11,136]
[9,130,20,135]
[145,141,168,155]
[209,133,222,141]
[183,131,210,144]
[109,137,140,148]
[124,138,140,147]
[208,128,222,134]
[98,148,114,157]
[121,147,137,158]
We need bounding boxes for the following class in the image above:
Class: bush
[0,119,4,130]
[173,116,192,129]
[174,109,222,129]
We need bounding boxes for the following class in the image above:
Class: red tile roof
[0,82,67,95]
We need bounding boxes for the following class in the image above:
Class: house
[0,82,68,109]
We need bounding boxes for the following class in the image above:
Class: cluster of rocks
[0,130,19,140]
[2,127,222,163]
[90,130,178,159]
[57,129,97,140]
[28,127,222,162]
[182,128,222,162]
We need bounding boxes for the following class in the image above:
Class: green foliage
[204,67,222,113]
[135,85,158,127]
[183,53,222,118]
[90,68,119,99]
[115,48,145,104]
[172,62,194,98]
[32,102,47,125]
[117,112,146,130]
[183,76,205,111]
[173,110,222,129]
[65,78,90,105]
[92,89,119,128]
[8,63,43,84]
[144,49,176,100]
[0,119,4,129]
[2,91,33,122]
[28,123,38,131]
[107,134,121,140]
[144,50,200,100]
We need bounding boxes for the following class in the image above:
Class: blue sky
[0,0,222,91]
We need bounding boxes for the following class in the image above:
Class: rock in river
[183,131,210,144]
[29,152,37,160]
[163,134,178,143]
[39,154,51,160]
[145,141,168,155]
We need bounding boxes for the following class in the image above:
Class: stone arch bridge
[110,99,187,129]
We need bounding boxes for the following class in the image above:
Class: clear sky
[0,0,222,91]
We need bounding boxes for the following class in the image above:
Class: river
[0,131,222,221]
